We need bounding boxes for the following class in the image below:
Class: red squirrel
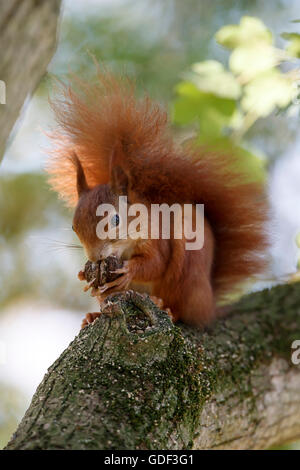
[47,71,268,327]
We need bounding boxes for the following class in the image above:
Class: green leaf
[215,16,273,49]
[172,81,236,136]
[281,32,300,58]
[229,44,278,80]
[287,39,300,58]
[241,70,297,117]
[187,60,241,99]
[281,32,300,40]
[193,136,267,183]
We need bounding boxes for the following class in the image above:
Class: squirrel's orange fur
[47,71,269,326]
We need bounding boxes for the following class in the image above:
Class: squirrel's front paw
[99,274,132,294]
[81,312,102,329]
[99,262,132,296]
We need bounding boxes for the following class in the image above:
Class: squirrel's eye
[110,214,120,227]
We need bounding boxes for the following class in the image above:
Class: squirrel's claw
[83,278,96,292]
[99,272,132,294]
[111,260,129,275]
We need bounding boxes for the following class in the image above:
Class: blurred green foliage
[281,31,300,58]
[0,385,25,449]
[0,173,67,242]
[47,0,292,101]
[172,16,300,181]
[0,173,82,309]
[39,0,299,166]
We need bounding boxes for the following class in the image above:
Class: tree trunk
[5,284,300,450]
[0,0,61,160]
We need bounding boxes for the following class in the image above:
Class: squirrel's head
[71,152,143,262]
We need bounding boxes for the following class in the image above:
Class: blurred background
[1,0,300,448]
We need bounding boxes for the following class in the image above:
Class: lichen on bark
[5,283,300,450]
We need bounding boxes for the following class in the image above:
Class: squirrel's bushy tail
[47,71,171,206]
[47,70,269,299]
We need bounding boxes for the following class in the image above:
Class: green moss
[6,283,300,450]
[179,282,300,407]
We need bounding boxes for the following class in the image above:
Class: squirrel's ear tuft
[69,152,90,198]
[109,143,129,195]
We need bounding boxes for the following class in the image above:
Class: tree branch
[5,284,300,450]
[0,0,61,160]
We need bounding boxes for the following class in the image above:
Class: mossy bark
[0,0,61,160]
[5,284,300,450]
